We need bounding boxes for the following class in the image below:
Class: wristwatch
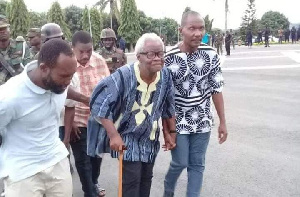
[169,130,177,134]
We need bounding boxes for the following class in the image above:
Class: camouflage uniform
[27,28,41,57]
[0,16,32,85]
[214,33,224,55]
[98,28,127,73]
[98,47,127,73]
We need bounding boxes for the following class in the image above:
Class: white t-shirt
[59,73,80,126]
[0,61,68,182]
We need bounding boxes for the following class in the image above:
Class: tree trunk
[130,43,133,52]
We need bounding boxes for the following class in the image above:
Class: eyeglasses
[139,51,165,59]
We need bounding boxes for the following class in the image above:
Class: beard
[42,74,66,94]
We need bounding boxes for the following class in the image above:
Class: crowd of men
[0,10,227,197]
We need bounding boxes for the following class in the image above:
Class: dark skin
[69,42,93,142]
[102,37,115,50]
[180,14,228,144]
[0,26,10,49]
[28,35,42,50]
[100,40,176,151]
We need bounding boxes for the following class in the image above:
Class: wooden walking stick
[118,146,126,197]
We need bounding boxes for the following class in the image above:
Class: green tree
[95,0,120,26]
[81,7,102,49]
[118,0,141,51]
[0,0,8,15]
[64,5,83,34]
[160,18,179,45]
[47,1,71,40]
[239,0,256,41]
[204,15,214,33]
[10,0,29,38]
[5,1,10,19]
[28,11,47,28]
[138,11,155,34]
[260,11,289,33]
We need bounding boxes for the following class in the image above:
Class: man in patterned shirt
[163,10,228,197]
[69,31,110,197]
[88,33,176,197]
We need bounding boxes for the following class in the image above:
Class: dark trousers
[70,127,102,197]
[122,161,155,197]
[225,43,230,55]
[265,37,270,46]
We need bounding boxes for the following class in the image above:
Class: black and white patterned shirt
[165,45,224,134]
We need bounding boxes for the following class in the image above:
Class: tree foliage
[239,0,256,41]
[118,0,141,50]
[204,15,214,33]
[260,11,289,33]
[0,0,8,15]
[47,1,71,40]
[81,7,102,49]
[95,0,120,23]
[10,0,29,38]
[29,11,47,28]
[64,5,83,34]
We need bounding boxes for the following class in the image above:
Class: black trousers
[225,43,230,55]
[122,161,155,197]
[70,127,102,197]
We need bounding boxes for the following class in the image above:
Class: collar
[77,53,96,68]
[134,62,160,92]
[23,60,47,94]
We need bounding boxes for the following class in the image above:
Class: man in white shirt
[0,39,86,197]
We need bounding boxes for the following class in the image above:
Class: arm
[212,93,227,144]
[67,86,89,106]
[63,106,75,146]
[98,118,124,151]
[122,53,127,65]
[162,116,176,151]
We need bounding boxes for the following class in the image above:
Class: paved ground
[1,44,300,197]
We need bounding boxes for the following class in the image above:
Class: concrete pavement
[1,44,300,197]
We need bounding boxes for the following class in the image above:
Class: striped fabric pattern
[87,62,175,163]
[165,44,224,134]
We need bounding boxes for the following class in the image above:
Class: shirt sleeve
[209,53,224,95]
[162,70,175,119]
[90,76,119,120]
[0,88,15,131]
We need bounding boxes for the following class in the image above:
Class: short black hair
[181,10,201,27]
[38,38,73,67]
[72,31,92,47]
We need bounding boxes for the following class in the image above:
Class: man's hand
[163,133,176,151]
[110,133,125,151]
[63,137,70,149]
[70,124,81,142]
[218,123,228,144]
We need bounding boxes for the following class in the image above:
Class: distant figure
[264,27,270,47]
[230,29,235,49]
[291,26,296,44]
[215,31,224,55]
[278,27,284,44]
[246,29,253,48]
[297,26,300,41]
[202,32,210,45]
[257,30,263,44]
[211,33,215,47]
[285,28,290,43]
[119,37,126,52]
[225,30,232,55]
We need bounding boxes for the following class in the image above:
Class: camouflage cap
[27,28,41,37]
[0,15,9,28]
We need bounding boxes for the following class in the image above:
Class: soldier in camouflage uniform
[0,15,32,85]
[98,28,126,73]
[214,31,224,55]
[26,28,41,57]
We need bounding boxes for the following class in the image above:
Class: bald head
[181,10,203,27]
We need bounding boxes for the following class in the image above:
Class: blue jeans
[164,132,211,197]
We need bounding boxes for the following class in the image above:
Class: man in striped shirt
[69,31,110,197]
[163,10,228,197]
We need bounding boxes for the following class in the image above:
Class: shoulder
[92,52,106,63]
[165,45,181,58]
